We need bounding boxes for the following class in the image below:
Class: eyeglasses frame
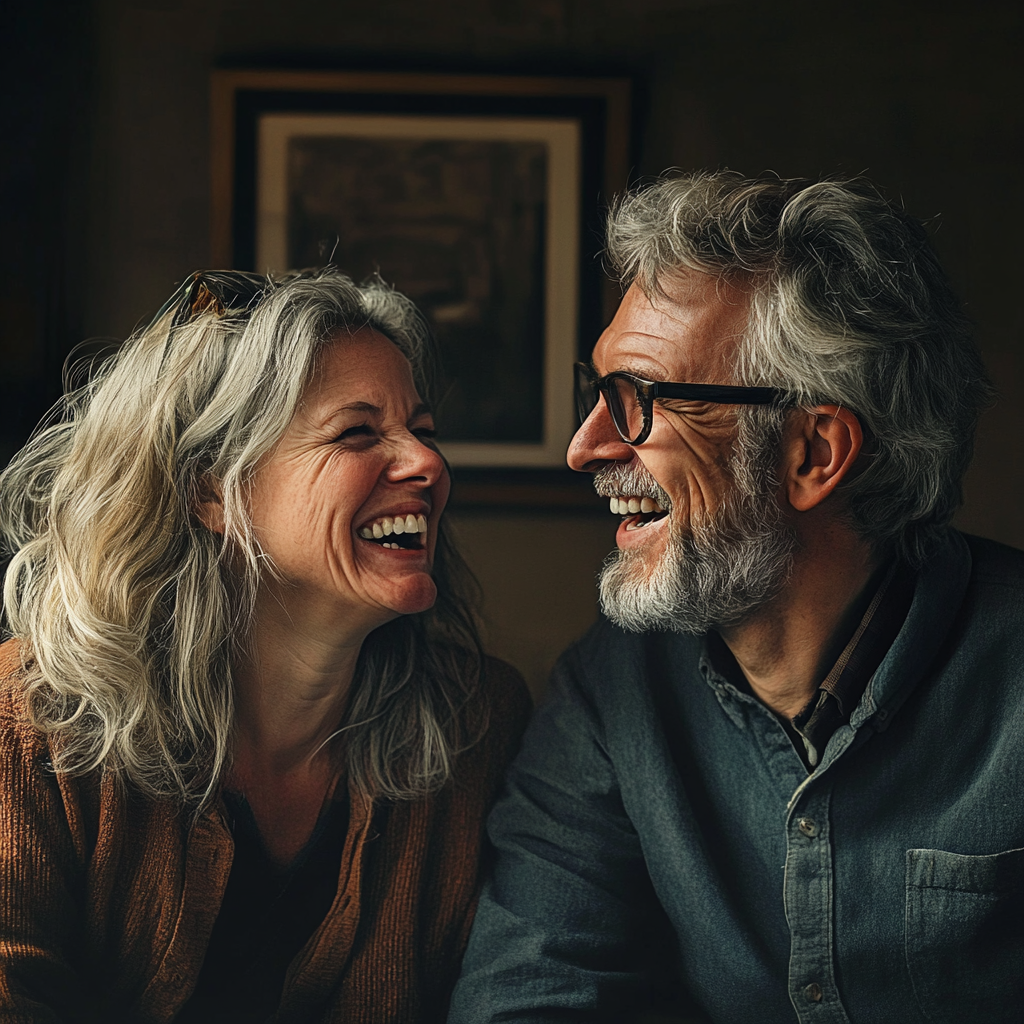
[574,361,790,446]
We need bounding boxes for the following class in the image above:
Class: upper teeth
[609,496,664,515]
[358,514,428,540]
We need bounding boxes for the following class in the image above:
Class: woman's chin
[378,575,439,618]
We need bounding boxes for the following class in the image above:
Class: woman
[0,269,531,1022]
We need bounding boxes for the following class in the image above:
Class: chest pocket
[905,847,1024,1024]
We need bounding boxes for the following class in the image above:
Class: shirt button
[803,982,823,1002]
[798,817,818,837]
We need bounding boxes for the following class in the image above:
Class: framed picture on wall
[210,70,630,505]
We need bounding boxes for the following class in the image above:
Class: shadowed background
[2,0,1021,696]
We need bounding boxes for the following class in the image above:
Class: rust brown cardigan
[0,639,531,1023]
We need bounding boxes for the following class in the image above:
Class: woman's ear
[194,475,225,534]
[781,405,864,513]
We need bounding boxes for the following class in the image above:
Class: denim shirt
[449,531,1024,1023]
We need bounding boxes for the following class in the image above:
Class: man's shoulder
[952,533,1024,664]
[568,615,653,668]
[559,616,703,695]
[962,532,1024,591]
[903,532,1024,689]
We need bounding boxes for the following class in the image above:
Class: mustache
[593,462,672,508]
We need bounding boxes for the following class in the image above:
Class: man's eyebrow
[617,363,658,379]
[410,402,433,419]
[604,362,667,381]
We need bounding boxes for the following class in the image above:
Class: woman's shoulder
[435,656,530,806]
[0,637,51,766]
[0,637,33,723]
[457,656,532,776]
[0,636,26,678]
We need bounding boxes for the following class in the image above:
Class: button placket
[803,982,823,1002]
[784,789,852,1023]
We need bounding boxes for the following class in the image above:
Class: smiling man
[448,172,1024,1023]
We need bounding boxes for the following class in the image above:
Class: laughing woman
[0,269,530,1023]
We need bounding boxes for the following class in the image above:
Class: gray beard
[596,421,795,635]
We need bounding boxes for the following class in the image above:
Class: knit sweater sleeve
[0,640,93,1024]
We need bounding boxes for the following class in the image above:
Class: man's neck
[717,522,881,720]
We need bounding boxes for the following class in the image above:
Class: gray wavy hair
[606,170,993,564]
[0,268,483,808]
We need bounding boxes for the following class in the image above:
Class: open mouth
[608,495,670,531]
[357,513,428,551]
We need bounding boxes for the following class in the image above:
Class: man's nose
[567,399,635,473]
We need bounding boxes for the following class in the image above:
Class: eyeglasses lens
[574,364,599,425]
[607,376,644,443]
[574,366,646,443]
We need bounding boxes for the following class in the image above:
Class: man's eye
[413,426,438,439]
[657,398,709,413]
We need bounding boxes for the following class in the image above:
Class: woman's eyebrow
[315,401,433,425]
[307,401,381,430]
[331,399,432,415]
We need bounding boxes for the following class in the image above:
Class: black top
[174,787,350,1023]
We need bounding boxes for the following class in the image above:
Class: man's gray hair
[606,170,993,564]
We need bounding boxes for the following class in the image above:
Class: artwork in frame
[210,70,630,504]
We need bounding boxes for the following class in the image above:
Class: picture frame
[210,70,630,507]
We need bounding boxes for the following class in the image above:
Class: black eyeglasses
[574,362,788,446]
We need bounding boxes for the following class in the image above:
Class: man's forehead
[594,271,751,379]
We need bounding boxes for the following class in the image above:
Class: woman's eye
[335,424,374,441]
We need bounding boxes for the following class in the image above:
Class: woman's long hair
[0,268,484,808]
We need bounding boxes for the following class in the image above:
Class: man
[449,172,1023,1023]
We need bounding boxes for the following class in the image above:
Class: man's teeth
[358,514,428,542]
[608,496,664,515]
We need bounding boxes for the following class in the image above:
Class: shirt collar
[701,559,917,769]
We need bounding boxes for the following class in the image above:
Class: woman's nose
[387,432,447,486]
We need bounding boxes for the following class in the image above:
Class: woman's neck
[226,614,364,866]
[230,617,364,774]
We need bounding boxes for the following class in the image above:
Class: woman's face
[246,328,449,637]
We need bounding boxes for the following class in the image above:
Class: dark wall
[0,0,91,466]
[3,0,1021,688]
[6,0,1022,538]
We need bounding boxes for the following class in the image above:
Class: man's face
[568,270,794,633]
[570,271,752,553]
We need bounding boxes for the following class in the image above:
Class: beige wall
[72,0,1023,693]
[450,512,615,697]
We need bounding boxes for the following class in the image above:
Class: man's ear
[194,475,225,534]
[782,405,863,513]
